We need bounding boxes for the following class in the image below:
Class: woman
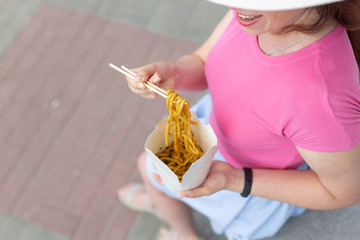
[119,0,360,239]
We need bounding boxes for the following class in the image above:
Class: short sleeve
[283,73,360,152]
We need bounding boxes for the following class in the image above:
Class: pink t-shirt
[205,14,360,169]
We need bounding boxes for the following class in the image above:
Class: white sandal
[157,228,204,240]
[157,228,179,240]
[118,182,163,220]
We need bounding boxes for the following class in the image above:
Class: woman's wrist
[169,61,182,90]
[225,166,245,193]
[172,54,208,91]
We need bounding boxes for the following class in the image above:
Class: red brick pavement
[0,4,198,240]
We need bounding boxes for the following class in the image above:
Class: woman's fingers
[152,173,164,185]
[178,186,212,198]
[127,81,158,99]
[149,72,161,84]
[134,64,158,83]
[123,62,175,98]
[124,67,158,98]
[136,62,173,84]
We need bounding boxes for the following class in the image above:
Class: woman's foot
[118,182,162,219]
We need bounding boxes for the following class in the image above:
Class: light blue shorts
[146,94,307,240]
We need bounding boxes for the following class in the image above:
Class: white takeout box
[145,112,218,194]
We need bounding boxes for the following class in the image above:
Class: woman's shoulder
[315,23,355,67]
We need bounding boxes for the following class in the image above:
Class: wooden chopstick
[109,63,167,99]
[120,65,167,95]
[119,65,168,98]
[119,65,136,77]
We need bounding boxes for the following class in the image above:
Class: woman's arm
[172,9,234,91]
[128,10,233,97]
[250,144,360,209]
[180,144,360,210]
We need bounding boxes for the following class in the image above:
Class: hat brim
[206,0,343,11]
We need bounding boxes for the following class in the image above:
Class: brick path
[0,4,200,240]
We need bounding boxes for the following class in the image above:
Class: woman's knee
[137,151,148,175]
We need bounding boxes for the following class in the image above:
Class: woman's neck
[258,11,337,56]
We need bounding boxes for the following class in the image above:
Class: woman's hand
[152,160,242,198]
[125,61,176,99]
[179,161,241,198]
[124,10,234,99]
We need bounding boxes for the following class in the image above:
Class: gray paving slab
[0,212,69,240]
[47,0,228,44]
[126,213,164,240]
[126,211,227,240]
[0,216,25,240]
[0,0,43,57]
[0,0,227,58]
[266,204,360,240]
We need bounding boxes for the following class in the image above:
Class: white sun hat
[206,0,343,11]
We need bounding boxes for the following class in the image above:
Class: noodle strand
[156,90,204,182]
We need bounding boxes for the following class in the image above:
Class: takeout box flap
[180,145,218,190]
[145,148,183,193]
[145,111,218,194]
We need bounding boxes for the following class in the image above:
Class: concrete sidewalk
[0,1,359,240]
[0,212,69,240]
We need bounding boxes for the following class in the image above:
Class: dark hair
[283,0,360,67]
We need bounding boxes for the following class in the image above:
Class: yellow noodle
[156,90,204,182]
